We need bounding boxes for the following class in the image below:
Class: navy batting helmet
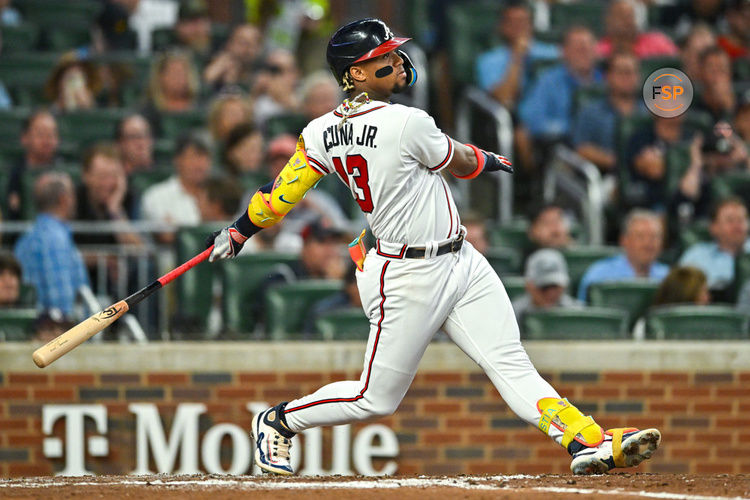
[326,18,416,90]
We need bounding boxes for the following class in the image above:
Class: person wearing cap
[174,0,214,60]
[512,248,583,325]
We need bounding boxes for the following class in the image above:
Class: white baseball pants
[283,242,565,445]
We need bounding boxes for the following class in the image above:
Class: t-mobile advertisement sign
[41,403,399,476]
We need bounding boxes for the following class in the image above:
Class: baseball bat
[32,246,214,368]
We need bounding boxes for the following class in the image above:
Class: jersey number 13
[332,154,374,213]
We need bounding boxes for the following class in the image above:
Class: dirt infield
[1,473,748,499]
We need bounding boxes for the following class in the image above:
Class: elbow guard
[248,136,324,228]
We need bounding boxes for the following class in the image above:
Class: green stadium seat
[266,280,342,340]
[221,253,299,336]
[1,24,40,52]
[711,171,750,202]
[129,168,174,199]
[18,283,37,308]
[446,1,503,85]
[21,0,101,50]
[639,57,682,79]
[0,308,37,341]
[502,275,527,303]
[0,54,58,106]
[521,307,630,340]
[160,110,207,141]
[489,219,529,249]
[588,280,660,327]
[562,246,620,296]
[549,2,607,36]
[315,307,370,340]
[265,113,307,138]
[646,305,750,340]
[174,224,224,331]
[239,172,272,193]
[733,252,750,303]
[58,109,130,146]
[486,247,523,276]
[0,108,30,145]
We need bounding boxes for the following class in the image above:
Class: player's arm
[445,139,514,180]
[207,136,324,261]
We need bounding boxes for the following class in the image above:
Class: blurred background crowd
[0,0,749,343]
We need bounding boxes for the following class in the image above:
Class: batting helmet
[326,18,416,90]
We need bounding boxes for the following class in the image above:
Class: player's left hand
[482,150,514,174]
[206,225,249,262]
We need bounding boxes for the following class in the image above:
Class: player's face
[352,50,407,97]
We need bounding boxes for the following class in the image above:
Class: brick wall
[2,368,749,477]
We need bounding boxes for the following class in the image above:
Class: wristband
[452,143,485,179]
[233,208,262,238]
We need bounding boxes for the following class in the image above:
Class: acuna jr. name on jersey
[323,123,378,152]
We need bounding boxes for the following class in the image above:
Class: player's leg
[441,243,660,474]
[253,255,453,474]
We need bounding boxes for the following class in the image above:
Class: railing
[543,144,605,245]
[0,220,180,339]
[455,86,514,224]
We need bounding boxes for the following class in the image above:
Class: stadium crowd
[0,0,749,341]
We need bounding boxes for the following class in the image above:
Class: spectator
[512,248,583,325]
[305,264,362,336]
[693,46,737,123]
[144,50,201,134]
[299,71,343,121]
[174,0,214,60]
[653,266,710,306]
[141,133,211,243]
[14,173,90,315]
[76,144,141,242]
[519,26,602,141]
[221,122,265,176]
[0,0,21,26]
[0,252,22,307]
[96,0,139,51]
[7,110,61,220]
[656,0,725,41]
[203,23,263,91]
[524,202,573,261]
[578,209,668,301]
[208,93,254,147]
[198,175,243,222]
[717,0,750,60]
[475,0,559,111]
[573,51,644,173]
[45,52,101,112]
[680,24,716,81]
[462,212,489,256]
[735,91,750,144]
[0,31,12,110]
[679,197,750,295]
[252,49,300,127]
[597,0,679,58]
[116,114,155,175]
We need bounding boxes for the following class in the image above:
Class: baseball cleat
[570,428,661,475]
[252,406,295,475]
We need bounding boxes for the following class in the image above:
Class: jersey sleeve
[400,108,454,173]
[301,124,333,176]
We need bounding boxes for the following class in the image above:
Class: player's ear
[349,64,367,83]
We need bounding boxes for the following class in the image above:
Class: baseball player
[207,18,661,476]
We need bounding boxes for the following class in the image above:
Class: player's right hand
[206,225,249,262]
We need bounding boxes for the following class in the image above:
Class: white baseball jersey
[301,100,460,247]
[282,98,566,450]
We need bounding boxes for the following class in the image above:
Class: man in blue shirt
[15,172,90,315]
[680,197,750,295]
[578,210,669,301]
[475,1,559,111]
[520,26,603,140]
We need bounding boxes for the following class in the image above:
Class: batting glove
[206,210,259,262]
[482,150,514,174]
